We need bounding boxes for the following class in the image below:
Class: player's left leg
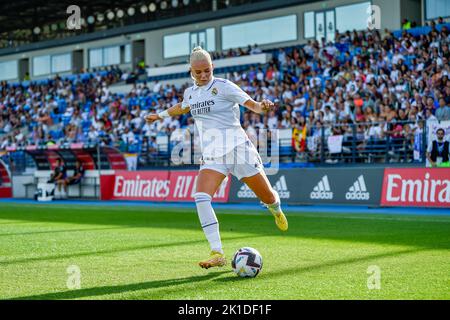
[241,172,288,231]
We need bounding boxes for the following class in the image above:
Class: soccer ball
[231,247,263,278]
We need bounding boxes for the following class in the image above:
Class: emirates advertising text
[381,168,450,207]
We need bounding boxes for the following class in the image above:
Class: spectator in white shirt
[323,106,336,124]
[267,110,278,129]
[392,50,404,65]
[169,116,181,130]
[309,71,322,89]
[250,44,262,55]
[88,126,99,141]
[152,80,162,93]
[121,127,136,144]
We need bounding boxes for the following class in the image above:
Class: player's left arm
[243,98,274,114]
[222,80,274,114]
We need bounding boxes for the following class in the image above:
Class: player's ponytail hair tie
[189,46,212,66]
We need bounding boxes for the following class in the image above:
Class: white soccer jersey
[182,77,252,158]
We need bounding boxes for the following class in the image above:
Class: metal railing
[297,120,427,165]
[2,120,427,172]
[132,120,427,169]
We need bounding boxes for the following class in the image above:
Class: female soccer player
[145,47,288,269]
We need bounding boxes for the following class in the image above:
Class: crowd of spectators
[1,21,450,165]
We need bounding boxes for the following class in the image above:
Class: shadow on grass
[14,248,426,300]
[0,234,267,266]
[1,205,449,250]
[214,247,424,284]
[11,271,229,300]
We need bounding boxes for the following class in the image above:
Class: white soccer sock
[194,192,223,254]
[266,189,282,213]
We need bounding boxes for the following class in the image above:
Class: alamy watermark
[67,5,81,30]
[66,265,81,290]
[367,5,381,30]
[169,127,280,175]
[367,265,381,290]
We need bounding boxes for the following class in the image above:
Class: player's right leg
[194,168,227,269]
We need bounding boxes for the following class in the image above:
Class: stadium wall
[0,0,404,81]
[97,167,450,208]
[111,0,404,67]
[0,34,135,82]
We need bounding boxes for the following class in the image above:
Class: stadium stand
[1,23,449,169]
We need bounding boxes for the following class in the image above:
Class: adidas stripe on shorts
[200,140,264,180]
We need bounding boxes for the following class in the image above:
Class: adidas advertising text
[345,175,371,201]
[229,168,384,205]
[237,175,290,199]
[310,175,334,200]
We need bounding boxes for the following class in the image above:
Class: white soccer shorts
[199,140,264,180]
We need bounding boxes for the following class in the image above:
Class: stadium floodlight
[33,27,41,34]
[160,1,168,10]
[149,3,157,12]
[87,16,95,24]
[140,5,148,13]
[127,7,136,16]
[106,11,115,20]
[172,0,179,8]
[183,0,190,5]
[116,9,124,18]
[97,13,105,22]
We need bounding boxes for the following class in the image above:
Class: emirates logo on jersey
[190,99,215,116]
[211,88,218,96]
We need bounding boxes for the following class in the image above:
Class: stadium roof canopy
[0,0,282,49]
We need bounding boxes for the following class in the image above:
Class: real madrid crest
[211,88,218,96]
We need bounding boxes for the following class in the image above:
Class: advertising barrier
[228,168,384,206]
[100,167,448,208]
[381,168,450,207]
[0,159,12,198]
[100,170,231,202]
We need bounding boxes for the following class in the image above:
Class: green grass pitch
[0,203,449,300]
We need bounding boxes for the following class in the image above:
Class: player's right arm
[145,102,190,124]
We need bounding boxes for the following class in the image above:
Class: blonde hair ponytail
[189,46,212,66]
